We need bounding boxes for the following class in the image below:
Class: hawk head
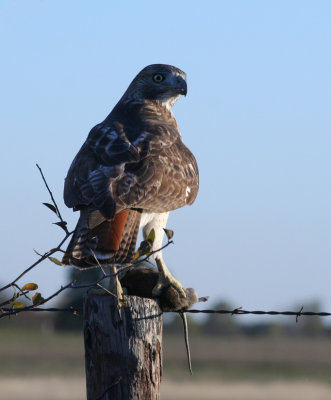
[122,64,187,109]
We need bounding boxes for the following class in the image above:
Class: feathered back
[62,64,198,267]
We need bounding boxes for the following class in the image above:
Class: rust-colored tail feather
[112,210,141,264]
[62,209,141,268]
[91,210,130,252]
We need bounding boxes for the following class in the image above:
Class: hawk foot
[152,272,186,299]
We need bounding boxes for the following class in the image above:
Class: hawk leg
[141,211,186,299]
[153,256,186,298]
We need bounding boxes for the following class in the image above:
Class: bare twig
[36,163,69,234]
[131,240,174,265]
[0,231,73,293]
[0,265,131,318]
[96,283,117,298]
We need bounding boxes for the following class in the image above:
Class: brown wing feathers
[62,64,199,269]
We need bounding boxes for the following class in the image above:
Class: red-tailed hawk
[62,64,199,297]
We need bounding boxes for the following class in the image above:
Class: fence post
[83,293,163,400]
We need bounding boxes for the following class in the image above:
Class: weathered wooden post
[83,293,163,400]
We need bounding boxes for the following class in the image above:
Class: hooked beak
[175,76,187,96]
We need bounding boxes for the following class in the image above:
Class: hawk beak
[175,76,187,96]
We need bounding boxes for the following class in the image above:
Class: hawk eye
[153,74,165,83]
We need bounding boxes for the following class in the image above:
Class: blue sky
[1,1,330,318]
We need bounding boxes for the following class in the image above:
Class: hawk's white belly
[139,211,169,257]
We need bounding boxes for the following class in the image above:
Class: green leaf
[163,228,174,240]
[53,221,68,232]
[12,287,18,301]
[32,292,45,305]
[146,228,155,244]
[22,283,38,291]
[11,302,24,308]
[141,241,152,255]
[33,249,42,256]
[48,256,62,266]
[119,299,128,307]
[42,202,58,214]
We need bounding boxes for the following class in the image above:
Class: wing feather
[64,102,198,219]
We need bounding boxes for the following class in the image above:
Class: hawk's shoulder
[64,100,197,217]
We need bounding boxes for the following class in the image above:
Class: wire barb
[183,308,331,319]
[296,306,304,323]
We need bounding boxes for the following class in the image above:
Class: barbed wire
[1,166,330,325]
[185,308,331,317]
[184,307,331,323]
[4,305,331,321]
